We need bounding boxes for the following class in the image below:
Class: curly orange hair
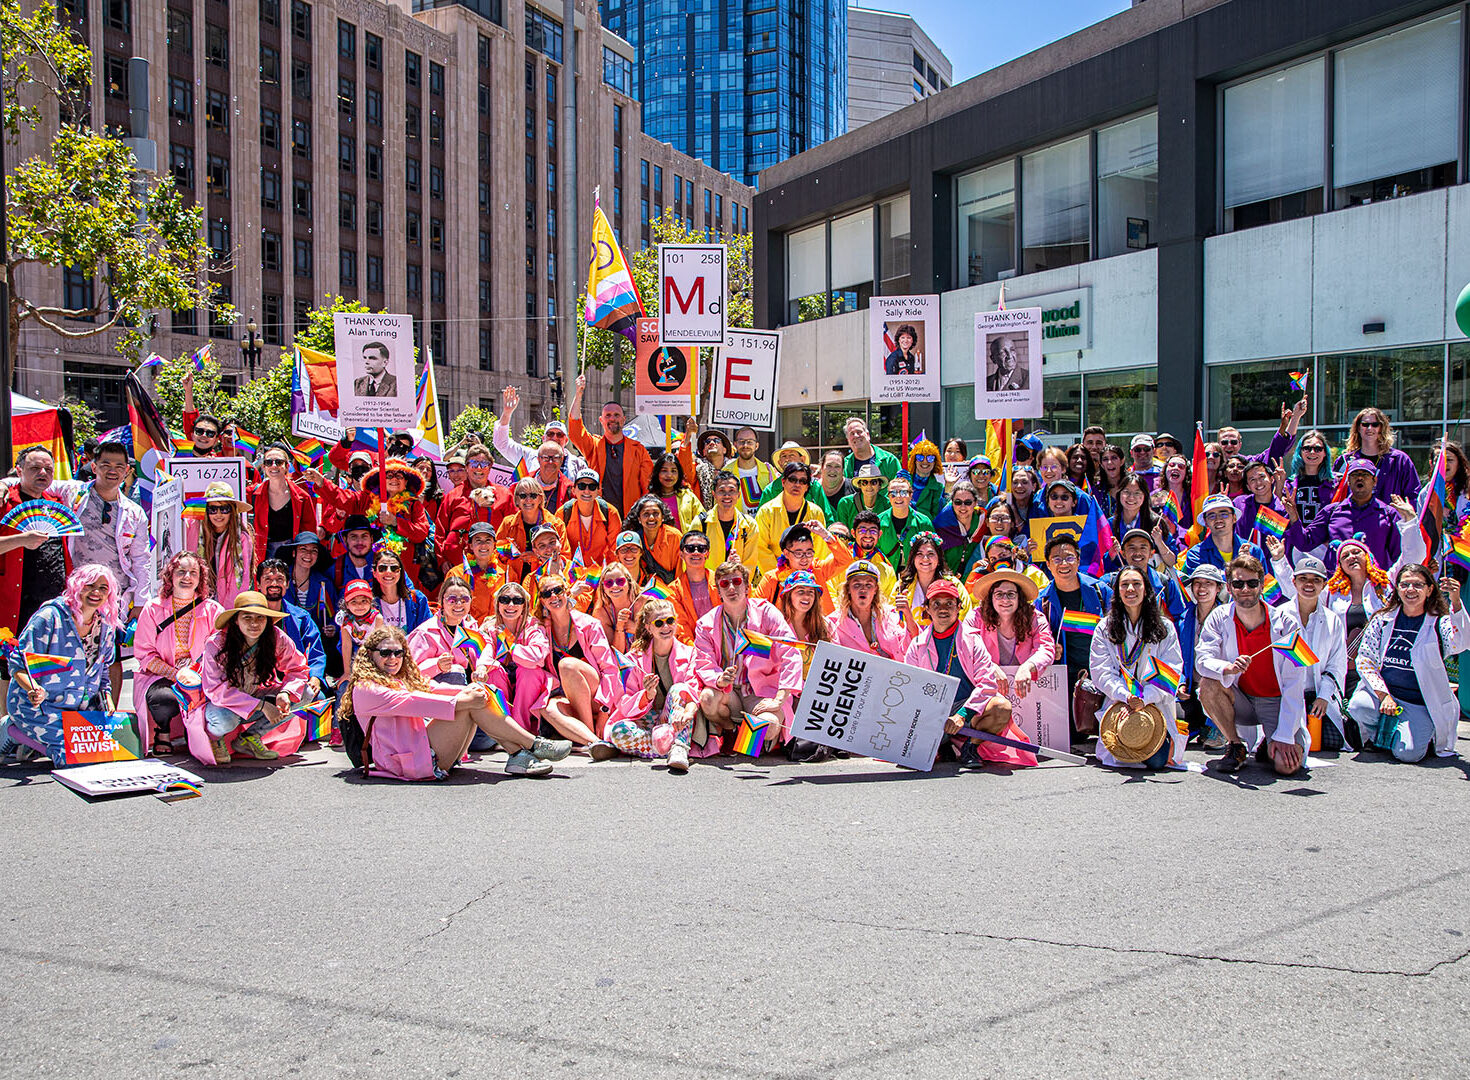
[1326,549,1389,595]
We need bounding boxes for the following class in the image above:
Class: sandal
[152,729,174,755]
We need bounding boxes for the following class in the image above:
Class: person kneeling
[1088,567,1185,769]
[345,626,570,780]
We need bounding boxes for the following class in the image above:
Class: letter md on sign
[658,243,726,345]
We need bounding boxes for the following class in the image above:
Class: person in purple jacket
[1285,429,1338,527]
[1336,407,1420,503]
[1285,459,1421,572]
[1233,461,1292,544]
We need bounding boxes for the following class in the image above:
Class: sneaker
[233,733,279,760]
[1201,726,1228,750]
[1216,741,1249,774]
[505,749,552,776]
[530,736,572,762]
[587,740,619,761]
[209,737,232,765]
[667,746,689,773]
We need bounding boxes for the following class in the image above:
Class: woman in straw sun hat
[1089,566,1185,769]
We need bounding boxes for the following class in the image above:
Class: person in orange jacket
[556,467,623,565]
[453,522,507,623]
[567,373,653,518]
[497,478,570,561]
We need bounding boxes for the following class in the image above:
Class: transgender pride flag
[584,194,644,345]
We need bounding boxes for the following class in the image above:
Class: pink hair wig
[64,564,123,630]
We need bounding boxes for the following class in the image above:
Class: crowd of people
[2,372,1466,782]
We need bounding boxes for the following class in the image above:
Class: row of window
[786,195,912,322]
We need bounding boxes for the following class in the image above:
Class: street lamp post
[241,319,262,380]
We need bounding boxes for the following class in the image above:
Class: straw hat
[214,590,288,629]
[1099,700,1168,763]
[202,480,249,510]
[970,568,1039,607]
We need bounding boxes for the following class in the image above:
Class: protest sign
[58,710,141,764]
[711,329,780,431]
[942,461,968,485]
[870,295,940,403]
[790,642,957,770]
[1028,515,1087,563]
[165,456,247,502]
[975,307,1043,419]
[148,474,183,596]
[334,312,417,429]
[1002,665,1072,754]
[52,759,205,799]
[488,463,517,489]
[658,243,726,344]
[634,317,697,416]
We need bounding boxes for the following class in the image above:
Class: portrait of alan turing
[354,340,398,398]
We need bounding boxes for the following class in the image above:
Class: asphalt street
[3,728,1469,1079]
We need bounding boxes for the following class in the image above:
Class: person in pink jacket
[188,481,254,608]
[827,559,911,660]
[405,577,483,687]
[535,572,622,749]
[346,625,571,780]
[967,569,1058,704]
[186,590,311,766]
[693,559,803,752]
[902,577,1033,767]
[476,581,552,737]
[133,551,224,755]
[603,598,701,771]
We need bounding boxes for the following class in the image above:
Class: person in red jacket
[436,441,513,570]
[567,373,653,518]
[0,448,74,672]
[180,368,230,457]
[306,460,432,590]
[250,444,319,563]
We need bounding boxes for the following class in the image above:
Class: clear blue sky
[865,0,1132,83]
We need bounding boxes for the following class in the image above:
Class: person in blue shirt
[1182,494,1267,578]
[254,558,328,705]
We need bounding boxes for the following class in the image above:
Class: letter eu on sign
[658,243,726,345]
[711,329,781,432]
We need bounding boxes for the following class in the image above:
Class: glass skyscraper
[602,0,847,186]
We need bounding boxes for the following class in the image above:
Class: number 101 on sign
[659,243,726,346]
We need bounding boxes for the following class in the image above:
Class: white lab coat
[1088,616,1185,768]
[1196,602,1310,747]
[1352,603,1470,757]
[1290,600,1348,739]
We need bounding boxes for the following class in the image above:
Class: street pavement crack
[804,913,1470,978]
[425,882,503,939]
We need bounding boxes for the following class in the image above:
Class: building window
[603,46,632,94]
[261,168,281,209]
[168,9,192,52]
[429,113,442,144]
[205,89,229,132]
[366,253,383,291]
[338,77,355,119]
[613,104,622,134]
[956,160,1016,287]
[429,163,443,200]
[105,0,129,32]
[366,199,382,235]
[406,211,420,245]
[294,299,311,337]
[526,337,537,377]
[429,61,444,96]
[405,102,420,139]
[170,143,194,189]
[104,54,128,100]
[365,32,381,70]
[168,77,192,121]
[430,269,444,303]
[479,83,491,115]
[431,321,446,363]
[262,230,282,270]
[704,189,711,214]
[210,288,233,338]
[653,165,662,197]
[338,193,355,229]
[63,267,94,316]
[294,237,313,276]
[292,178,312,217]
[206,154,229,196]
[1020,135,1090,274]
[525,8,562,62]
[260,0,280,26]
[338,133,354,170]
[207,217,230,256]
[173,307,198,335]
[1096,112,1158,259]
[478,34,492,68]
[340,248,357,287]
[479,279,491,314]
[260,44,280,84]
[292,58,311,99]
[292,118,311,158]
[429,217,444,251]
[405,157,420,192]
[260,107,281,149]
[365,142,382,180]
[206,23,229,68]
[480,230,491,264]
[878,194,910,294]
[262,294,283,344]
[405,50,421,87]
[291,0,310,40]
[337,18,354,59]
[406,263,421,298]
[1222,57,1325,231]
[480,182,490,213]
[366,87,381,126]
[479,327,493,371]
[547,161,556,194]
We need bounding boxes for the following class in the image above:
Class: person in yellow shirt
[689,472,761,578]
[752,461,828,577]
[730,427,777,511]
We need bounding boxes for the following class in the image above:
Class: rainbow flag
[584,199,644,345]
[1159,491,1183,524]
[579,565,603,591]
[738,628,774,658]
[1143,657,1182,695]
[25,652,73,678]
[1118,667,1142,697]
[1255,506,1289,539]
[182,494,209,520]
[496,541,519,563]
[1059,609,1101,635]
[985,419,1013,493]
[611,649,637,675]
[1186,424,1210,545]
[172,438,194,455]
[1447,525,1470,571]
[293,698,333,741]
[494,631,514,661]
[233,428,261,456]
[139,353,165,370]
[731,713,772,757]
[486,684,512,718]
[1271,632,1319,668]
[641,580,673,601]
[191,342,212,372]
[454,624,487,664]
[1289,371,1309,393]
[1261,574,1283,604]
[1418,448,1448,562]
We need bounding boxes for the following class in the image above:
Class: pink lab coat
[186,518,256,609]
[354,681,463,781]
[475,619,551,729]
[826,608,911,661]
[407,616,485,678]
[692,599,804,740]
[183,629,311,765]
[966,614,1059,677]
[544,611,623,731]
[605,639,700,728]
[904,624,1036,767]
[132,595,225,753]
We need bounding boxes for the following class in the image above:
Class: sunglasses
[653,616,677,628]
[374,562,399,571]
[785,477,810,486]
[541,586,566,599]
[952,498,976,508]
[442,593,470,603]
[716,577,745,590]
[682,545,710,555]
[575,481,599,491]
[516,493,541,501]
[1359,419,1383,429]
[856,479,883,487]
[466,458,491,468]
[1229,578,1261,589]
[498,595,527,606]
[373,647,406,659]
[603,579,628,589]
[1302,444,1326,453]
[263,459,289,468]
[913,454,936,464]
[194,428,219,439]
[207,505,232,515]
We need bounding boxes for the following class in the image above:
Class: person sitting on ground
[335,579,380,677]
[407,576,484,689]
[590,560,638,655]
[191,481,255,609]
[1034,534,1113,741]
[133,552,224,756]
[693,560,802,756]
[4,565,123,763]
[536,571,622,752]
[1347,565,1466,762]
[603,599,700,773]
[774,571,837,762]
[969,568,1058,710]
[1194,555,1310,775]
[345,624,570,780]
[827,559,909,660]
[189,590,311,765]
[253,559,328,710]
[1088,566,1185,770]
[478,581,552,751]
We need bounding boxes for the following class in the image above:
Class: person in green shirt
[835,463,890,529]
[841,416,901,480]
[878,474,933,565]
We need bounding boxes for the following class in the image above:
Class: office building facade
[601,0,847,185]
[846,5,950,130]
[753,0,1470,471]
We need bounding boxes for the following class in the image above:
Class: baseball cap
[780,523,814,548]
[1130,433,1155,450]
[1185,564,1226,585]
[342,579,373,603]
[545,421,568,435]
[1345,458,1379,477]
[1121,527,1153,547]
[575,467,600,484]
[615,530,642,549]
[467,522,496,540]
[528,523,560,545]
[349,450,373,466]
[925,578,961,601]
[1292,555,1330,580]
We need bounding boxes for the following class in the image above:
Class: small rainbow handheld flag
[234,428,261,456]
[172,438,194,455]
[139,353,165,370]
[738,629,774,658]
[1118,667,1142,697]
[494,631,514,660]
[1255,506,1289,539]
[579,565,603,590]
[611,649,637,675]
[453,623,487,663]
[181,494,209,520]
[1143,657,1182,695]
[1289,371,1309,393]
[1447,527,1470,571]
[292,698,334,742]
[1261,574,1284,604]
[641,580,673,601]
[732,713,772,756]
[486,684,512,718]
[1271,633,1319,668]
[1159,491,1183,523]
[155,780,203,803]
[496,541,520,563]
[191,342,212,372]
[295,437,327,464]
[1060,609,1102,635]
[25,652,73,678]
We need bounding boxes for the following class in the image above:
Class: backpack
[338,687,374,774]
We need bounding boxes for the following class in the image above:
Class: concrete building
[15,0,751,431]
[753,0,1470,472]
[846,5,951,130]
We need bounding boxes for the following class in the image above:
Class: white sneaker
[588,740,619,761]
[667,746,689,774]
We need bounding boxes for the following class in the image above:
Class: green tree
[574,211,753,400]
[151,352,230,432]
[448,406,498,449]
[230,354,295,445]
[4,0,229,365]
